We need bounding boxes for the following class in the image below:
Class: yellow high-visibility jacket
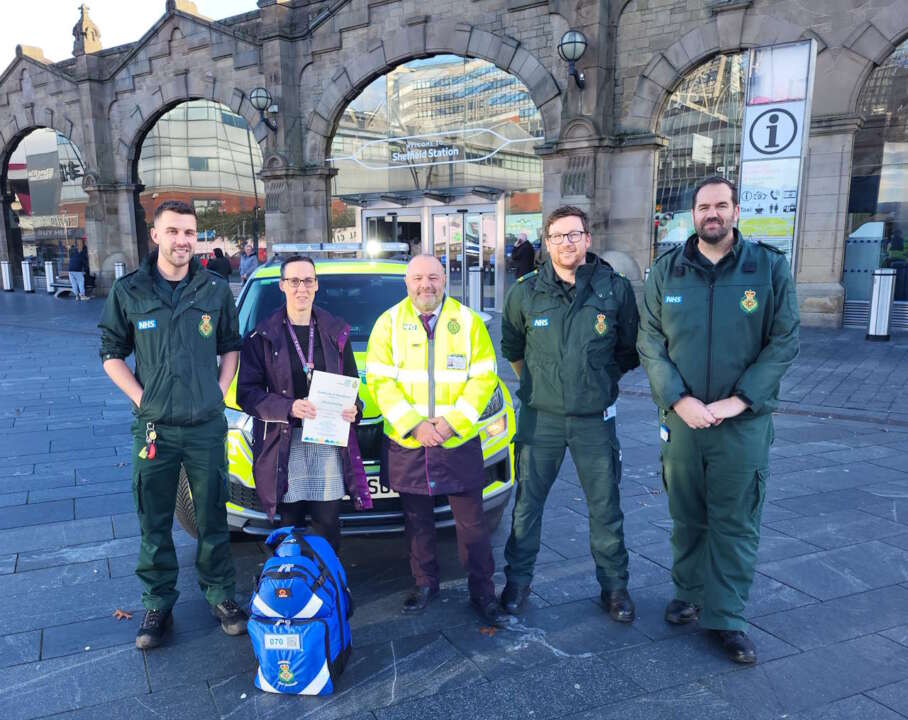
[365,296,498,449]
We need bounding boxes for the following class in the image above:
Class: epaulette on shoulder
[517,269,538,283]
[755,240,785,255]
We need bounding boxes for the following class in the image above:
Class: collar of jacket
[680,228,744,269]
[536,252,608,293]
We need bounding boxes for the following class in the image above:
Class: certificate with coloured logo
[301,371,361,447]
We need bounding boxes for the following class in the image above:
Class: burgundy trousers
[399,486,496,601]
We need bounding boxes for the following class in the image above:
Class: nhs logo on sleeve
[664,295,683,304]
[532,318,549,327]
[136,319,157,330]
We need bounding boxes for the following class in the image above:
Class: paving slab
[28,478,132,503]
[372,655,642,720]
[765,509,908,550]
[0,558,108,597]
[75,491,137,519]
[0,630,41,669]
[784,694,906,720]
[0,645,149,720]
[703,635,908,719]
[751,586,908,650]
[58,682,220,720]
[868,677,908,716]
[0,498,73,529]
[443,598,649,679]
[0,516,112,555]
[0,554,15,574]
[564,682,741,720]
[881,624,908,648]
[757,541,908,600]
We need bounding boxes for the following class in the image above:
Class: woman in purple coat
[237,256,371,551]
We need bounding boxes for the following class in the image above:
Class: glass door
[363,210,422,254]
[431,206,497,310]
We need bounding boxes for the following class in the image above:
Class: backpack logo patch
[740,289,759,314]
[277,661,296,685]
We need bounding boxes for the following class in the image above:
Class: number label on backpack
[264,633,301,650]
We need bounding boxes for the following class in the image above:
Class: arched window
[653,52,748,255]
[843,38,908,327]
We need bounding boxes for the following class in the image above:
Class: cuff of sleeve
[442,410,473,438]
[101,352,127,362]
[734,390,755,409]
[666,388,689,409]
[394,411,424,439]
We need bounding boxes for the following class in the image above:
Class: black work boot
[499,582,532,615]
[715,630,757,664]
[471,596,509,628]
[601,589,636,623]
[212,599,248,636]
[402,586,439,614]
[135,609,173,649]
[664,599,700,625]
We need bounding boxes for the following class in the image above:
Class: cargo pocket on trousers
[612,443,623,484]
[751,469,768,521]
[133,471,144,516]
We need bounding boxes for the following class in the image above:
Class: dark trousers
[131,414,235,611]
[661,409,771,631]
[505,410,629,592]
[278,499,342,553]
[400,487,495,601]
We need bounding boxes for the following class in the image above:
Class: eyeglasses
[547,230,587,245]
[282,277,317,289]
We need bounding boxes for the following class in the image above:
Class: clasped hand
[290,399,357,422]
[413,417,455,447]
[672,395,748,430]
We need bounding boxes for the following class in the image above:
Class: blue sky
[2,0,258,68]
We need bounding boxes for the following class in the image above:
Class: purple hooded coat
[236,305,372,520]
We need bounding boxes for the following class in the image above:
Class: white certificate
[301,370,361,447]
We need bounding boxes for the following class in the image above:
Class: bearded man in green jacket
[637,176,799,664]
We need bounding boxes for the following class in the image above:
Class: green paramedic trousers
[504,409,629,592]
[660,409,771,631]
[131,413,235,611]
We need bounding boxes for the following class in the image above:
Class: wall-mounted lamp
[249,86,278,132]
[557,30,588,90]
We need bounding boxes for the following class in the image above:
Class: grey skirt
[283,427,346,503]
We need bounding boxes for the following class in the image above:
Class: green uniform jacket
[501,253,640,417]
[99,252,242,426]
[637,231,800,415]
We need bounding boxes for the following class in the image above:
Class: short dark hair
[691,176,738,209]
[543,205,589,240]
[213,247,224,258]
[153,200,196,222]
[280,255,316,278]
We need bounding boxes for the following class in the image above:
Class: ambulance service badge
[447,319,461,335]
[199,313,213,337]
[278,662,295,684]
[740,290,759,314]
[594,313,607,335]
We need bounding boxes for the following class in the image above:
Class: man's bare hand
[341,405,358,423]
[672,396,718,430]
[413,420,445,447]
[429,417,455,441]
[705,396,748,425]
[290,399,317,420]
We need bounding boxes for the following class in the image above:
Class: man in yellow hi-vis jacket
[366,255,504,626]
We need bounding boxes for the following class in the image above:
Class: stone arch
[842,15,907,117]
[0,106,86,181]
[617,6,806,134]
[302,20,562,166]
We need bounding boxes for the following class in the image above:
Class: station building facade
[0,0,905,327]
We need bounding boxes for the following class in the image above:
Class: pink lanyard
[285,313,316,383]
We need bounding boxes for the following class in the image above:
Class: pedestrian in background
[499,205,640,623]
[240,242,259,284]
[637,176,799,664]
[511,232,535,277]
[68,240,88,300]
[207,247,232,280]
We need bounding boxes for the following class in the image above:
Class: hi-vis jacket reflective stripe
[365,296,498,449]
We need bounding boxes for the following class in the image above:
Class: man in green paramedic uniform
[500,205,640,622]
[637,176,799,664]
[99,200,247,649]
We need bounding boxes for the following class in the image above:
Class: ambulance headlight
[479,385,504,421]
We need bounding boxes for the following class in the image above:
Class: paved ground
[1,291,908,720]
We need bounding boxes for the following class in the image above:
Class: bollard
[21,261,34,293]
[866,268,896,342]
[468,266,482,310]
[644,267,651,282]
[44,261,56,294]
[1,260,12,291]
[114,261,126,280]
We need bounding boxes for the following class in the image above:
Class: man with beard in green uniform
[100,200,247,649]
[499,205,640,622]
[637,176,799,664]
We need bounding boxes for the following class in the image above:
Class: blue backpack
[248,528,353,695]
